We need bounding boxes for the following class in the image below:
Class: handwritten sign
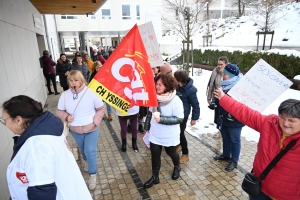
[138,22,164,67]
[228,59,293,112]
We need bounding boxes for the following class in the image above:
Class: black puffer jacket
[56,59,71,87]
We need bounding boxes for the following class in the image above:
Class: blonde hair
[92,61,102,72]
[67,70,87,86]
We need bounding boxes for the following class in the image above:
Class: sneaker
[55,92,60,95]
[108,114,112,121]
[82,160,88,173]
[88,174,97,191]
[48,92,54,95]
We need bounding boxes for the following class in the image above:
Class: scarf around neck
[157,90,176,103]
[221,73,243,91]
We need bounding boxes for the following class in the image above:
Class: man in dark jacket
[41,50,60,95]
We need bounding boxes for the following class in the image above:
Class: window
[122,5,131,20]
[61,15,78,19]
[136,5,140,20]
[102,9,111,19]
[90,14,96,19]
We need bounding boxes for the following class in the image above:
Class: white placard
[228,59,293,112]
[138,22,164,67]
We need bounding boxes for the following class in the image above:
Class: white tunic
[149,95,184,146]
[7,135,92,200]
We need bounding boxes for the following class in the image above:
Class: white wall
[44,15,61,61]
[0,0,52,198]
[55,0,162,35]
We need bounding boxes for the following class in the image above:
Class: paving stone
[45,88,253,199]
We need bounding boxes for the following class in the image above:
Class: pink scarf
[156,90,176,103]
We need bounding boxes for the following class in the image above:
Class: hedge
[173,49,300,79]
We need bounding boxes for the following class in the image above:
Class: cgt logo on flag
[88,24,158,114]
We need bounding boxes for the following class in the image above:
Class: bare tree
[252,0,284,31]
[162,0,208,72]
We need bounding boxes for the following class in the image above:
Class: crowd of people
[1,52,299,199]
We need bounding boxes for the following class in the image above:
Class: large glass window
[61,15,78,19]
[136,5,140,20]
[102,9,111,19]
[122,5,131,20]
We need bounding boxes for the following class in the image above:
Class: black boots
[144,170,160,189]
[172,166,181,180]
[132,138,139,152]
[225,161,237,171]
[121,139,126,152]
[213,154,231,162]
[122,138,138,152]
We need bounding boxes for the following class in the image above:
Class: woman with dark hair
[41,50,60,95]
[213,90,300,200]
[72,51,80,63]
[56,70,105,191]
[56,53,72,91]
[173,70,200,164]
[2,95,92,200]
[143,73,184,189]
[71,55,90,83]
[206,56,229,138]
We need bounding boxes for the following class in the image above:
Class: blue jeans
[220,126,242,162]
[70,127,100,174]
[106,103,112,114]
[249,191,272,200]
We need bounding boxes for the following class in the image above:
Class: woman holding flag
[143,73,184,189]
[56,70,105,191]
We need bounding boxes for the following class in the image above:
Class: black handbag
[242,139,298,198]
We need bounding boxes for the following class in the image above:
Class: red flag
[88,24,158,114]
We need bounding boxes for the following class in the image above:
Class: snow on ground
[180,68,300,143]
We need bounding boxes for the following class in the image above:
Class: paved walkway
[45,84,257,200]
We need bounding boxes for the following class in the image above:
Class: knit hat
[160,62,172,74]
[223,64,240,77]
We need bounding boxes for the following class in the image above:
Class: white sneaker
[82,160,88,173]
[88,174,97,191]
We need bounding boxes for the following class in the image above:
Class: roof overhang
[29,0,106,14]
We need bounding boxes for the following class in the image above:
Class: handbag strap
[72,88,88,114]
[259,138,298,180]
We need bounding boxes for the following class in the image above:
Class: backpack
[39,57,44,68]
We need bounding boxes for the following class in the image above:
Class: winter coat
[71,62,90,83]
[206,66,223,101]
[176,78,200,120]
[41,56,56,75]
[220,95,300,200]
[56,59,71,87]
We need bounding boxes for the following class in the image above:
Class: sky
[161,2,300,58]
[162,2,300,143]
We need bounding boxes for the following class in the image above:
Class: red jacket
[220,95,300,200]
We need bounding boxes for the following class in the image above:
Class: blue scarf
[220,73,243,91]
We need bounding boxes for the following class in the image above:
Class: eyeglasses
[0,116,11,125]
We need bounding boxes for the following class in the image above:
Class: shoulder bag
[242,138,298,198]
[62,88,88,137]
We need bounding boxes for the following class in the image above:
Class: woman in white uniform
[2,95,92,200]
[143,73,184,189]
